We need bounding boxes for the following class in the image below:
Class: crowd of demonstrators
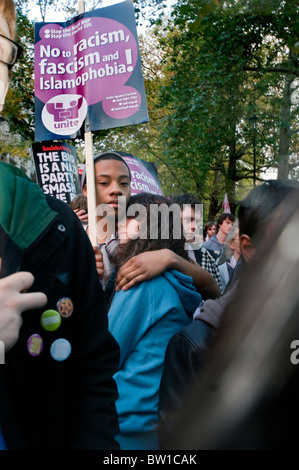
[76,157,219,449]
[70,181,219,449]
[2,0,299,454]
[81,153,220,301]
[158,179,299,450]
[0,0,120,450]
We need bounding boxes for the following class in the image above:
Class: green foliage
[153,0,299,217]
[1,5,35,157]
[2,0,298,219]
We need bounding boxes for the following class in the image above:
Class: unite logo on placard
[42,94,88,136]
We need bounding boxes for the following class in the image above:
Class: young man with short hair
[202,212,236,262]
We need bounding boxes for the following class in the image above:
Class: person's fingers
[93,247,103,264]
[115,266,145,291]
[116,274,145,292]
[74,209,85,216]
[115,262,134,286]
[0,273,47,312]
[1,271,35,293]
[74,209,88,222]
[17,291,48,312]
[92,247,104,279]
[93,246,102,255]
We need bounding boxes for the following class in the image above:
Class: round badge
[40,309,62,332]
[56,298,73,318]
[50,338,71,362]
[27,334,44,357]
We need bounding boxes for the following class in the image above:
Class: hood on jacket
[0,162,57,251]
[193,280,240,329]
[163,269,202,317]
[193,256,245,329]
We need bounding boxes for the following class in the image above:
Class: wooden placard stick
[78,0,97,247]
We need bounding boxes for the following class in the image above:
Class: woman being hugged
[108,193,202,450]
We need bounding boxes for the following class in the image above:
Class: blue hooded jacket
[108,269,202,448]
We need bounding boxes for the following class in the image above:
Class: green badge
[40,309,62,332]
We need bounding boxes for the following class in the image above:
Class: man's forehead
[95,159,130,174]
[181,207,196,219]
[95,173,130,179]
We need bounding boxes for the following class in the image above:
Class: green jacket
[0,163,120,450]
[0,162,56,251]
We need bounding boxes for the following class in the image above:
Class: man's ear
[82,184,87,197]
[240,234,255,263]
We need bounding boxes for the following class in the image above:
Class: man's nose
[109,181,123,194]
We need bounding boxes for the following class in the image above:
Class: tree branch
[244,66,299,76]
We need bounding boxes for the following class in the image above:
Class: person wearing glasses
[0,2,44,351]
[0,0,120,451]
[218,221,240,293]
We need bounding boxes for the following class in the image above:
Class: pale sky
[28,0,175,23]
[28,0,123,22]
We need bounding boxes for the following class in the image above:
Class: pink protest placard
[34,0,148,141]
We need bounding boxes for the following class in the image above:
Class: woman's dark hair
[69,194,87,212]
[112,193,191,267]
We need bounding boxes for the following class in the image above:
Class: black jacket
[0,169,120,450]
[158,257,245,449]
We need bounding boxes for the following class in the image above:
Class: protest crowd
[0,0,299,452]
